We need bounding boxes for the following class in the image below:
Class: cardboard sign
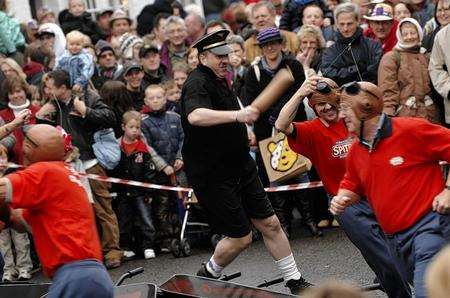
[258,133,311,183]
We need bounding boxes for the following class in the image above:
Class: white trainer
[144,249,156,259]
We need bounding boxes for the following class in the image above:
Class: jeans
[48,259,113,298]
[117,195,156,251]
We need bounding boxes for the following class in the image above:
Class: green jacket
[0,11,25,55]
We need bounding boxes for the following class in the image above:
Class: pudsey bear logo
[268,137,298,172]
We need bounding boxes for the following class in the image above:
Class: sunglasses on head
[316,81,332,94]
[341,81,379,99]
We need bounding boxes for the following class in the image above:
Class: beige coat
[429,25,450,124]
[378,48,440,123]
[244,29,299,64]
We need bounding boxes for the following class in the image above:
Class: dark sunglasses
[341,81,379,99]
[24,133,39,148]
[316,81,332,94]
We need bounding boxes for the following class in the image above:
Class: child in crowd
[113,111,158,260]
[141,84,184,250]
[172,63,189,90]
[55,30,94,93]
[59,0,106,44]
[163,80,181,114]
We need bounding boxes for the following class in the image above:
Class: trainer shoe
[286,277,313,295]
[123,250,136,261]
[17,270,32,281]
[144,249,156,259]
[2,272,16,282]
[196,263,219,279]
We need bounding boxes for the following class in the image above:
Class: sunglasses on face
[25,133,39,148]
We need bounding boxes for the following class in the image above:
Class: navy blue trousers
[47,259,113,298]
[337,199,412,298]
[385,211,450,298]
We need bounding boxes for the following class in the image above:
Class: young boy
[113,111,158,260]
[55,30,94,93]
[163,80,181,114]
[141,84,184,250]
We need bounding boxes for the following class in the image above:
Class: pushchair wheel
[180,239,191,257]
[170,239,182,258]
[211,234,222,249]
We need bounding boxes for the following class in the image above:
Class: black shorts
[191,159,275,238]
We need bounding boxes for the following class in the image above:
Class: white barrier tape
[4,160,447,193]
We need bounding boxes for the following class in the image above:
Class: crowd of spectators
[0,0,449,295]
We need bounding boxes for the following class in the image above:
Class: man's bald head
[23,124,66,165]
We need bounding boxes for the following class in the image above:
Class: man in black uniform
[180,29,311,294]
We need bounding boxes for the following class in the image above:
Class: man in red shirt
[330,81,450,298]
[275,77,412,297]
[0,124,113,298]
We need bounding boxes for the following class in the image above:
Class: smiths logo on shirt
[331,138,353,159]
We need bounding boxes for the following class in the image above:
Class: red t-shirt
[6,162,102,277]
[340,118,450,234]
[287,119,354,195]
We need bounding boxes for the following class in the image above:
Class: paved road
[30,225,387,297]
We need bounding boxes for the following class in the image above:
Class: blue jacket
[56,49,94,89]
[141,110,184,166]
[0,11,25,55]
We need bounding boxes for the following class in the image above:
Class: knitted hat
[95,39,115,57]
[257,27,283,46]
[119,33,143,60]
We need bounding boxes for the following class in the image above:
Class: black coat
[320,28,382,86]
[112,138,157,197]
[59,11,106,44]
[37,90,116,161]
[137,0,185,37]
[240,54,306,141]
[279,0,333,32]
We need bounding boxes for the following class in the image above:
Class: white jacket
[429,24,450,124]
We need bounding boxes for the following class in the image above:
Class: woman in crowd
[393,2,413,21]
[423,0,450,52]
[296,25,325,76]
[378,17,440,124]
[99,80,134,138]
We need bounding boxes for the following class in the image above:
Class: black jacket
[142,64,169,88]
[59,11,106,44]
[320,28,382,86]
[280,0,333,32]
[112,138,157,197]
[37,90,116,161]
[241,54,306,141]
[137,0,185,36]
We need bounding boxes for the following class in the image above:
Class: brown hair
[162,79,178,92]
[122,110,142,124]
[2,77,31,101]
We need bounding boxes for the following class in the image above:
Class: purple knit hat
[257,27,283,46]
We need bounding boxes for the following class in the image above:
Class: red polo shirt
[340,117,450,234]
[6,162,102,277]
[287,118,354,195]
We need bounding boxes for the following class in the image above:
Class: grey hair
[252,1,276,16]
[226,35,245,49]
[187,13,206,27]
[334,2,360,23]
[165,15,186,33]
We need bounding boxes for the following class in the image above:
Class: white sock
[275,253,301,281]
[206,256,224,278]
